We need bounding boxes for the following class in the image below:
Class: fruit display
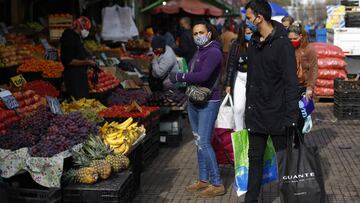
[99,117,146,155]
[70,134,130,183]
[147,90,187,107]
[17,59,64,78]
[0,45,33,67]
[30,111,98,157]
[0,90,45,135]
[78,107,104,124]
[126,39,150,51]
[99,105,160,118]
[24,80,60,97]
[84,40,108,52]
[107,88,149,106]
[61,98,107,113]
[64,167,99,184]
[0,106,52,150]
[5,33,31,45]
[25,22,44,32]
[88,70,120,93]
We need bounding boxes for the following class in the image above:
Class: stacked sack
[312,42,348,96]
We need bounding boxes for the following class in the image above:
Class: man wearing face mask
[60,16,95,99]
[244,1,299,202]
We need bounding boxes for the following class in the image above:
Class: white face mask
[81,29,89,38]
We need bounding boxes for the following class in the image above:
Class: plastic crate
[159,114,182,136]
[334,103,360,120]
[142,125,160,168]
[334,90,360,105]
[334,76,360,92]
[316,29,327,42]
[62,171,135,203]
[1,172,61,203]
[127,143,142,190]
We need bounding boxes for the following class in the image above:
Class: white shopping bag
[215,94,235,129]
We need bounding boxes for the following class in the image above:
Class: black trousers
[245,132,288,203]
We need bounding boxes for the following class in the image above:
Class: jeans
[187,101,222,185]
[245,132,288,203]
[234,71,247,131]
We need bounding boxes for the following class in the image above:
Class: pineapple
[64,167,98,184]
[90,159,112,179]
[105,154,130,172]
[73,134,112,180]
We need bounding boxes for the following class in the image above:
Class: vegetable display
[88,70,120,93]
[17,59,64,78]
[99,105,159,118]
[24,80,60,97]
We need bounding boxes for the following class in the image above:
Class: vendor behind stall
[149,36,179,91]
[60,16,95,99]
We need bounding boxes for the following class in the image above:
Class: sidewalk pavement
[134,103,360,203]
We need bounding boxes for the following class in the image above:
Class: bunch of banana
[61,98,107,113]
[100,117,146,155]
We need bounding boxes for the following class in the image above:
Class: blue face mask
[246,19,258,33]
[244,33,252,41]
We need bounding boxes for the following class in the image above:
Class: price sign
[0,90,19,110]
[46,96,63,115]
[10,74,27,87]
[44,48,58,61]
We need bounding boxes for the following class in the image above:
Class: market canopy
[241,2,289,16]
[151,0,224,17]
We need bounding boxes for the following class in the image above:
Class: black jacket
[245,21,299,135]
[224,40,248,89]
[175,29,197,64]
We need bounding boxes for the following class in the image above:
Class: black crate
[334,103,360,120]
[142,126,160,168]
[1,172,61,203]
[20,72,43,82]
[334,90,360,105]
[160,133,183,147]
[334,77,360,92]
[62,171,135,203]
[127,143,142,190]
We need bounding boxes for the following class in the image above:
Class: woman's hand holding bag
[215,93,235,129]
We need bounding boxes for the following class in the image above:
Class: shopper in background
[149,35,179,91]
[281,15,295,30]
[220,22,238,64]
[60,16,95,99]
[244,1,299,202]
[224,23,253,131]
[153,24,176,49]
[288,22,318,146]
[175,17,197,64]
[169,21,225,198]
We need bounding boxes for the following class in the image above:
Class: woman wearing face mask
[169,21,225,198]
[288,22,318,146]
[60,16,95,99]
[224,23,253,131]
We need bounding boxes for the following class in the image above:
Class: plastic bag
[318,57,347,69]
[211,128,234,165]
[311,42,345,59]
[316,79,334,88]
[314,87,334,96]
[232,130,278,196]
[215,94,235,129]
[318,69,347,80]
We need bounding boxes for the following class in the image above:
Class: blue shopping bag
[231,130,278,196]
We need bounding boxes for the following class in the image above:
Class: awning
[205,0,232,12]
[152,0,224,16]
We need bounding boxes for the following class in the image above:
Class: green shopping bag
[231,129,278,196]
